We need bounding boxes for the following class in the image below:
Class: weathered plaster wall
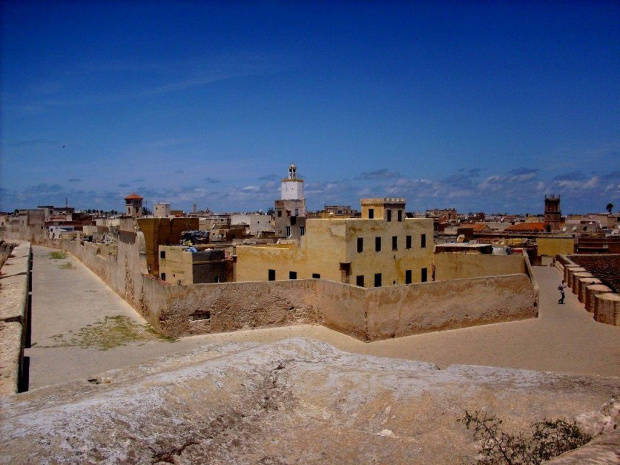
[434,253,526,281]
[316,279,367,340]
[365,274,537,341]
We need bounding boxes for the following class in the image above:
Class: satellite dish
[562,226,567,232]
[572,226,577,231]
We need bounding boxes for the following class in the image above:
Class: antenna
[65,197,68,208]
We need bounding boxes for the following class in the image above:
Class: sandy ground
[25,246,620,389]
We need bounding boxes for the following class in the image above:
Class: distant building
[544,195,562,231]
[275,163,307,239]
[158,246,232,285]
[125,193,143,218]
[154,203,171,218]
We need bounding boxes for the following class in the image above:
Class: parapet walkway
[26,247,620,389]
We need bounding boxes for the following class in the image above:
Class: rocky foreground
[1,338,619,464]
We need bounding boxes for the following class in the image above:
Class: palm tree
[607,203,614,214]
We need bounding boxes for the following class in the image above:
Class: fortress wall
[56,234,538,341]
[434,253,526,281]
[0,242,32,395]
[315,279,368,340]
[365,274,538,341]
[161,280,318,337]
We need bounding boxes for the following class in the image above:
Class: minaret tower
[544,195,562,231]
[281,163,305,203]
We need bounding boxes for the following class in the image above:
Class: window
[160,273,166,281]
[312,273,320,279]
[375,237,381,252]
[268,269,276,281]
[374,273,382,287]
[356,275,365,287]
[405,270,412,285]
[357,237,363,253]
[300,226,305,236]
[160,250,166,259]
[368,208,374,219]
[406,235,412,249]
[421,234,427,248]
[387,209,392,222]
[392,236,398,250]
[421,267,428,282]
[291,216,297,225]
[398,210,403,222]
[286,226,291,236]
[289,271,297,279]
[277,210,282,217]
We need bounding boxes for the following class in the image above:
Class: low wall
[366,274,537,341]
[0,242,31,395]
[54,235,539,342]
[434,253,526,281]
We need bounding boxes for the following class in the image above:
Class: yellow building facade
[236,199,434,287]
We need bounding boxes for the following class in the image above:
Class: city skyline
[1,1,619,214]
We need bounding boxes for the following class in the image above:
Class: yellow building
[236,198,434,287]
[159,246,232,285]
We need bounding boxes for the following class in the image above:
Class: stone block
[0,321,23,396]
[578,277,602,303]
[563,264,581,284]
[0,273,29,324]
[594,293,620,325]
[566,267,586,288]
[572,272,592,295]
[586,284,612,313]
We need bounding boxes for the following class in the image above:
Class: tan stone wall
[434,253,526,281]
[315,280,367,340]
[537,237,575,257]
[365,274,537,341]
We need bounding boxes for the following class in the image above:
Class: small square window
[160,250,166,259]
[268,269,276,281]
[289,271,297,280]
[374,273,382,287]
[312,273,321,279]
[356,275,364,287]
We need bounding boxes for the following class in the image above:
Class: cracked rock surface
[1,338,619,464]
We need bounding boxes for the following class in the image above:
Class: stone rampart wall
[365,274,537,340]
[0,242,31,395]
[30,234,536,341]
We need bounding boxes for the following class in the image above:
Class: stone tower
[544,195,562,231]
[125,193,143,218]
[275,163,307,239]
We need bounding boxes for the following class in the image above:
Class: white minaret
[281,163,304,200]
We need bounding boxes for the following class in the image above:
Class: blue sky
[1,1,619,214]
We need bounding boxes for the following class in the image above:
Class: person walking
[558,280,567,304]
